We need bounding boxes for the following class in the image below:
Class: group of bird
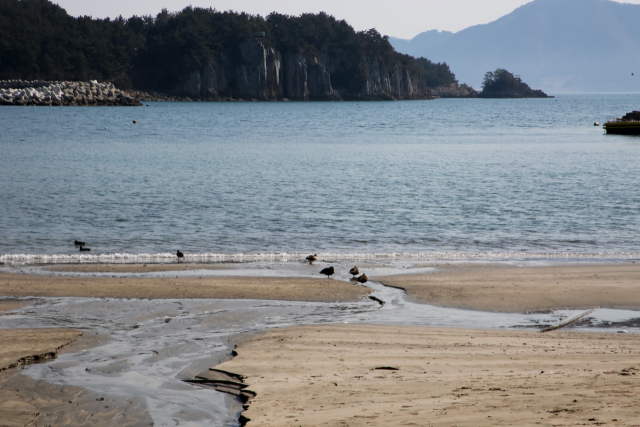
[306,254,368,283]
[74,240,90,251]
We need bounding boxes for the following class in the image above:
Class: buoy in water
[133,120,137,124]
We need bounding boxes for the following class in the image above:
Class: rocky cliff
[167,40,432,101]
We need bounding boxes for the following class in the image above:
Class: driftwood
[540,307,599,333]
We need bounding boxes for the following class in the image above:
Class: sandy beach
[0,272,371,302]
[1,262,640,426]
[376,263,640,312]
[0,328,84,426]
[220,324,640,427]
[2,262,640,311]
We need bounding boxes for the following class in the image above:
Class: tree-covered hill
[479,68,550,98]
[0,0,459,99]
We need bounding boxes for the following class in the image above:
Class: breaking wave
[2,251,639,266]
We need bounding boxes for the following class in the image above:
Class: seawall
[0,80,141,106]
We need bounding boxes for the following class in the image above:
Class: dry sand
[220,324,640,427]
[376,263,640,312]
[0,272,370,302]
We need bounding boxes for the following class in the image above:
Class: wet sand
[0,328,83,373]
[0,272,371,302]
[0,328,84,425]
[220,324,640,427]
[376,263,640,312]
[46,263,235,273]
[0,299,33,313]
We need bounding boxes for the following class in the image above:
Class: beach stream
[1,262,639,426]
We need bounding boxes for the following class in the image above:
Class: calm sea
[1,94,639,262]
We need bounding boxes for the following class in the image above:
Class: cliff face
[170,40,431,101]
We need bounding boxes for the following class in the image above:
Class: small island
[478,68,551,98]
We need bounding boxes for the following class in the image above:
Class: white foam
[2,251,639,266]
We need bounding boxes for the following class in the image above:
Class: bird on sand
[320,266,335,278]
[306,253,318,264]
[176,250,184,262]
[74,240,86,246]
[357,273,368,284]
[349,266,360,277]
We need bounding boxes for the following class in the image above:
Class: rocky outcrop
[430,83,478,98]
[167,39,432,101]
[0,80,141,106]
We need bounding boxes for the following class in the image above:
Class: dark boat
[604,110,640,135]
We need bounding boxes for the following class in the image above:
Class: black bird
[320,266,335,278]
[79,247,91,252]
[176,250,184,262]
[306,253,318,264]
[357,273,368,284]
[74,240,86,246]
[349,266,360,277]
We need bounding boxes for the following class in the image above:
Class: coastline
[1,261,639,426]
[2,261,640,312]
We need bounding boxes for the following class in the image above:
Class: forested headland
[479,68,550,98]
[0,0,462,100]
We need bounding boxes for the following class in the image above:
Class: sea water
[1,94,640,261]
[2,95,640,425]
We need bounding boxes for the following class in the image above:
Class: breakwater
[0,80,141,106]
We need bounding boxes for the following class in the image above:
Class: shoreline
[375,262,640,313]
[2,261,640,312]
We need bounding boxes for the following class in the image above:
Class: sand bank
[45,263,234,273]
[0,328,83,372]
[220,324,640,427]
[376,263,640,312]
[0,272,370,302]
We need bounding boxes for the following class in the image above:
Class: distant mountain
[388,30,454,58]
[390,0,640,93]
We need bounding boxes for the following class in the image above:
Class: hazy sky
[53,0,640,39]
